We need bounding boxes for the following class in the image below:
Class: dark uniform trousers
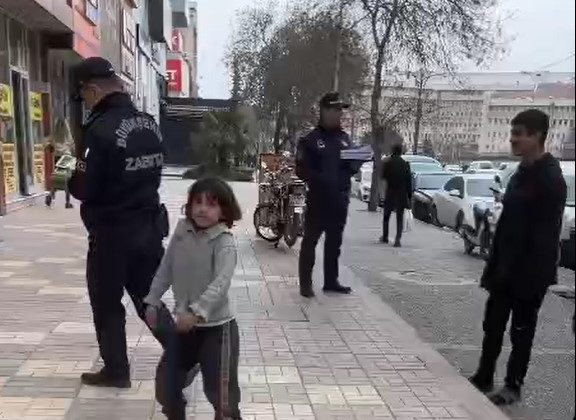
[155,319,242,420]
[477,287,546,389]
[299,194,349,289]
[86,211,173,377]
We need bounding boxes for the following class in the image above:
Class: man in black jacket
[380,144,412,247]
[296,93,361,298]
[469,109,567,405]
[69,57,172,388]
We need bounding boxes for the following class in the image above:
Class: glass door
[11,70,33,196]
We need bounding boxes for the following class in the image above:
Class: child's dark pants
[155,319,241,420]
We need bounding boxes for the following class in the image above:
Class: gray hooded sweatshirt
[144,219,237,327]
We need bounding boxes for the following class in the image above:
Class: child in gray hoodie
[144,178,242,420]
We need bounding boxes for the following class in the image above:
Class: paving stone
[0,182,510,420]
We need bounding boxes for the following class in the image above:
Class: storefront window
[0,15,8,84]
[8,19,28,70]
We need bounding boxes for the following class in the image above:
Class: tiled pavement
[0,181,509,419]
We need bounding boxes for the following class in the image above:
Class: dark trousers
[476,289,545,389]
[86,214,173,377]
[155,320,242,420]
[382,205,404,242]
[299,199,348,290]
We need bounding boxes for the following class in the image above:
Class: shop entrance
[11,70,33,196]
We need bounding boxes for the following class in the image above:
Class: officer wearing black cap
[296,92,360,298]
[69,57,173,388]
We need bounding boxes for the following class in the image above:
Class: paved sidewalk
[0,181,509,419]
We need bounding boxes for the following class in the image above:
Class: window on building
[0,14,8,84]
[8,18,29,69]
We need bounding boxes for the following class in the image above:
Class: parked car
[432,173,497,230]
[559,161,575,269]
[351,162,373,202]
[444,164,462,173]
[466,160,495,173]
[412,172,456,223]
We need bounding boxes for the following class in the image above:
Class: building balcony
[1,0,74,33]
[171,0,189,28]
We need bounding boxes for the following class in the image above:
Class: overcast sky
[196,0,575,99]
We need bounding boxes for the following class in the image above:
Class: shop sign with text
[166,59,182,92]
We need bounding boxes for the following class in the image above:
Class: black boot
[81,368,131,388]
[323,283,352,294]
[300,286,315,298]
[489,385,521,406]
[468,374,494,394]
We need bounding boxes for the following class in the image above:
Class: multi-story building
[1,0,102,214]
[134,0,172,122]
[383,72,575,161]
[166,0,197,99]
[481,84,575,158]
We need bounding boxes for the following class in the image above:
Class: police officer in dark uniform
[68,57,173,388]
[296,93,361,298]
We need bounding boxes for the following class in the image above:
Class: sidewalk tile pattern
[0,185,508,419]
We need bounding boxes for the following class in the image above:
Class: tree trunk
[412,79,424,155]
[273,103,285,153]
[367,48,385,212]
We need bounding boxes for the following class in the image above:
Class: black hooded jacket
[481,153,567,298]
[69,92,163,230]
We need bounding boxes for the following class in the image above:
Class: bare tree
[228,3,370,153]
[351,0,504,210]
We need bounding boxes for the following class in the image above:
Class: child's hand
[145,305,158,330]
[176,313,203,332]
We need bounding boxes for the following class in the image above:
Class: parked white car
[351,163,373,202]
[432,173,497,230]
[465,160,497,174]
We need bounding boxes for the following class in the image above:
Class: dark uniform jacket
[381,155,412,210]
[481,153,567,299]
[296,126,360,207]
[69,92,164,230]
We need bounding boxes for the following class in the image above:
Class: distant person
[296,92,362,298]
[380,144,412,247]
[145,178,243,420]
[68,57,171,388]
[47,118,74,209]
[469,109,567,405]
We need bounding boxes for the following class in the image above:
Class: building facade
[381,72,575,161]
[0,0,90,214]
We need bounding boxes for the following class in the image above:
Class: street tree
[228,2,369,152]
[347,0,504,210]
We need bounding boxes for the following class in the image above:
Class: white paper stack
[341,145,373,161]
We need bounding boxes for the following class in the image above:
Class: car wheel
[455,211,464,232]
[431,205,440,226]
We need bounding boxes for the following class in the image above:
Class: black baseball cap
[71,57,116,99]
[319,92,350,109]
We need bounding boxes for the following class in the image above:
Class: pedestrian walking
[296,92,362,298]
[68,57,172,388]
[469,109,567,405]
[145,178,243,420]
[46,117,74,209]
[380,144,412,247]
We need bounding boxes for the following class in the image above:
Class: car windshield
[566,174,575,206]
[410,162,443,173]
[362,170,372,183]
[416,174,454,190]
[466,178,495,198]
[477,162,494,169]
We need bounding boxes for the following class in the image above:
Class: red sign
[166,59,182,92]
[171,30,183,52]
